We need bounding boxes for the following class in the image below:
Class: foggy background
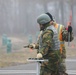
[0,0,76,37]
[0,0,76,69]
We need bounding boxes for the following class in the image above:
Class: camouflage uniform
[35,28,61,75]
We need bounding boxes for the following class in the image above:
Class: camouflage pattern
[62,27,74,42]
[40,50,61,75]
[35,29,61,75]
[61,24,74,41]
[35,22,73,75]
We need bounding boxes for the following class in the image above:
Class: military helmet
[37,14,51,25]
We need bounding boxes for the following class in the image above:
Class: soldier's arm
[62,26,74,42]
[31,31,43,49]
[39,29,54,56]
[34,43,39,49]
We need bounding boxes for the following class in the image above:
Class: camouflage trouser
[59,47,68,75]
[59,58,68,75]
[40,65,68,75]
[40,50,61,75]
[59,59,66,72]
[40,66,61,75]
[60,47,66,72]
[40,66,51,75]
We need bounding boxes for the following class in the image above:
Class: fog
[0,0,76,37]
[0,0,76,68]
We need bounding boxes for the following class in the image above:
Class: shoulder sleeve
[61,25,68,41]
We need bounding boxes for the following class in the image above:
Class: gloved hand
[24,44,35,49]
[37,53,42,58]
[28,43,35,49]
[68,25,72,33]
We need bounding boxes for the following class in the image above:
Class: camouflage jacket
[61,25,74,42]
[35,29,55,57]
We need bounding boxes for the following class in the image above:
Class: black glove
[68,26,72,33]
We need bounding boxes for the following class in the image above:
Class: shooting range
[0,0,76,75]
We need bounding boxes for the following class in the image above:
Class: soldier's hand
[28,43,35,49]
[37,53,42,58]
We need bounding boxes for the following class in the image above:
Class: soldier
[45,12,74,75]
[28,14,61,75]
